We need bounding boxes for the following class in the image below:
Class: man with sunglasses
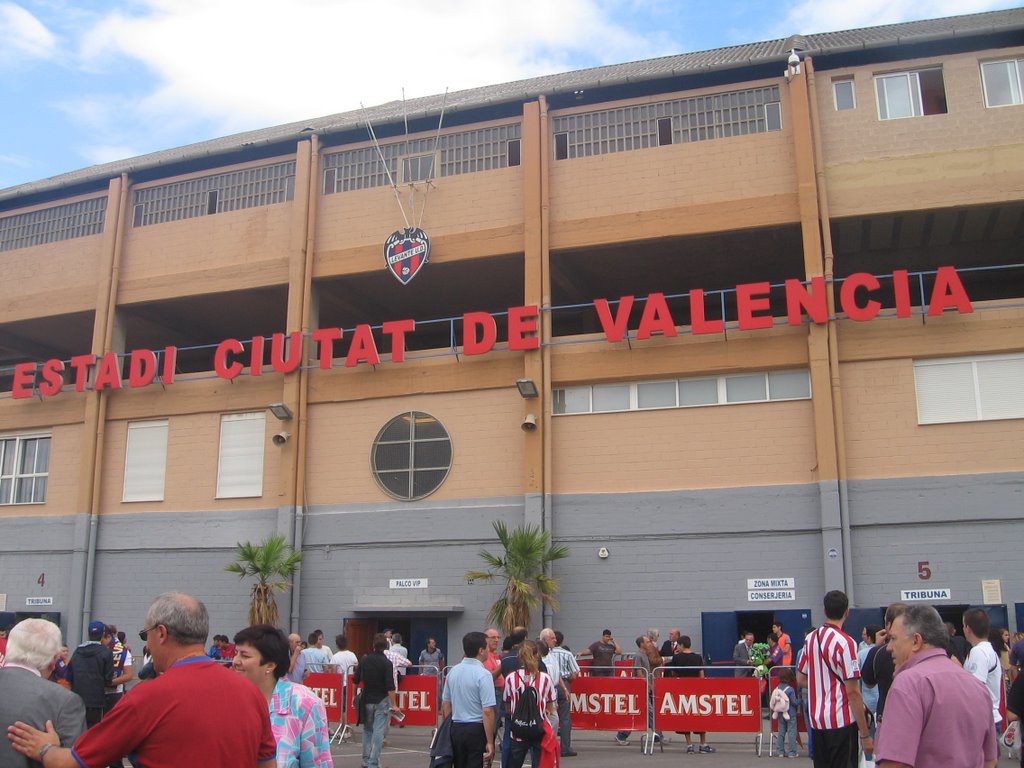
[7,592,276,768]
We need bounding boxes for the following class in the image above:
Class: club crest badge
[384,227,431,285]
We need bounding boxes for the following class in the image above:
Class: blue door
[972,605,1009,634]
[701,611,738,678]
[1016,603,1024,634]
[409,617,448,672]
[844,607,886,652]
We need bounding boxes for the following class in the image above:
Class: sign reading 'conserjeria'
[10,266,974,400]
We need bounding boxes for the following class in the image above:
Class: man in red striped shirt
[797,590,873,768]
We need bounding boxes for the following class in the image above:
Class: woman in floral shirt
[233,624,334,768]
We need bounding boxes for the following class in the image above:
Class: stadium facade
[1,9,1022,662]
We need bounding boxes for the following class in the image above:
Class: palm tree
[465,521,569,632]
[225,534,303,626]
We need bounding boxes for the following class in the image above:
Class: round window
[371,411,452,501]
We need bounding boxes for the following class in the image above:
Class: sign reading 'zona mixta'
[10,266,973,401]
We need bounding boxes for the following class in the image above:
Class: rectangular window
[216,413,265,498]
[764,102,782,131]
[554,132,569,161]
[981,59,1023,107]
[875,69,947,120]
[833,79,856,110]
[553,370,811,415]
[0,434,51,505]
[679,378,718,407]
[592,384,630,412]
[657,117,673,146]
[507,138,521,167]
[402,154,436,183]
[123,420,168,502]
[915,353,1024,424]
[637,381,677,409]
[552,387,591,415]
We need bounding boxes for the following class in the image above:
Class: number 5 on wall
[917,561,932,580]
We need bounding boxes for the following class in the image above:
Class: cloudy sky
[0,0,1018,190]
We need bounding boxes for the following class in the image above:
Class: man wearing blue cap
[69,621,114,728]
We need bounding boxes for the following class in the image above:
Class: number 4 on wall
[37,573,45,587]
[917,561,932,580]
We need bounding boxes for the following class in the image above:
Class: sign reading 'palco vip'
[10,266,974,401]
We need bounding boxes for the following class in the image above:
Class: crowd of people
[2,593,1020,768]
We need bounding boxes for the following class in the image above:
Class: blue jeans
[776,715,797,757]
[362,699,391,768]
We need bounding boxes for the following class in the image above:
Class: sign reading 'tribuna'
[384,227,431,285]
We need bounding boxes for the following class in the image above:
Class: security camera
[521,413,537,432]
[272,431,291,446]
[788,50,800,67]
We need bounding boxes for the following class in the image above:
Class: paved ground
[328,725,1021,767]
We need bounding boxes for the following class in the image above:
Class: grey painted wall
[1,471,1020,656]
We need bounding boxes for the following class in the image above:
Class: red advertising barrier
[392,673,439,727]
[652,676,762,733]
[344,672,438,727]
[568,673,648,731]
[304,672,344,722]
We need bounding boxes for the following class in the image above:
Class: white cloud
[775,0,1016,36]
[75,0,650,137]
[0,2,57,63]
[80,142,145,166]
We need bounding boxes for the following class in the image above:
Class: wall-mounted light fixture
[516,379,539,398]
[267,403,294,420]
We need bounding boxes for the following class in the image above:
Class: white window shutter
[123,421,168,502]
[217,413,265,498]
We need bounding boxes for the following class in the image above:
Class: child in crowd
[771,668,800,758]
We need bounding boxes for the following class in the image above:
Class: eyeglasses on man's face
[139,624,163,642]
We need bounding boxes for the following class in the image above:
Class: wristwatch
[38,743,56,761]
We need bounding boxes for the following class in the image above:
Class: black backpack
[510,679,545,743]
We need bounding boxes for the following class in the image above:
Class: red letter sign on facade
[345,324,381,367]
[312,327,342,369]
[214,339,244,380]
[12,363,37,399]
[636,293,678,340]
[839,272,882,321]
[462,312,497,356]
[690,289,724,335]
[39,359,65,397]
[736,282,774,330]
[507,305,540,351]
[928,266,974,316]
[594,297,635,343]
[382,319,416,362]
[785,277,828,325]
[128,349,157,388]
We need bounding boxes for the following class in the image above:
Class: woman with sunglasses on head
[233,624,334,768]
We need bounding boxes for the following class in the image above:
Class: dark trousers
[506,739,540,768]
[557,686,572,751]
[451,721,487,768]
[85,707,104,729]
[811,724,858,768]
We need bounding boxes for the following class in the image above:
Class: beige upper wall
[815,46,1024,217]
[0,423,80,519]
[549,81,800,247]
[98,410,284,514]
[551,399,817,494]
[841,357,1024,479]
[304,390,525,505]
